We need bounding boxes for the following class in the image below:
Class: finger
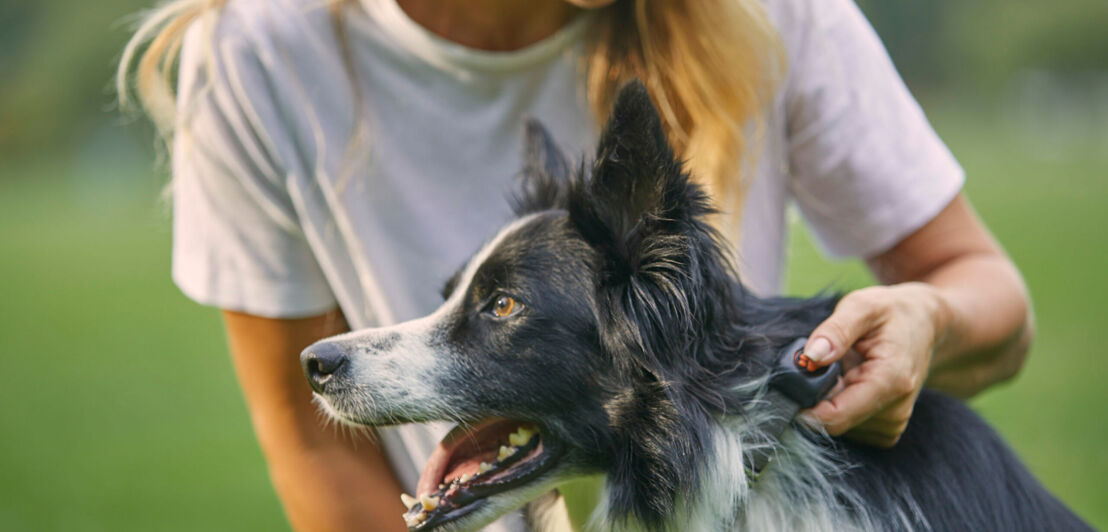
[798,408,902,447]
[843,426,901,448]
[824,375,847,398]
[838,348,865,373]
[851,410,910,437]
[803,376,890,436]
[804,290,884,366]
[822,391,914,444]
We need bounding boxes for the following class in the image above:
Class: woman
[118,0,1033,530]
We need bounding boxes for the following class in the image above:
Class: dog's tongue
[416,419,517,496]
[417,439,454,497]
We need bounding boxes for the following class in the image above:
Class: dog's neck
[562,373,911,532]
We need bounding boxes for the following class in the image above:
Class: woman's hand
[800,283,950,448]
[797,195,1034,448]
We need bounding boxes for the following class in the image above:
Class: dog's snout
[301,341,347,393]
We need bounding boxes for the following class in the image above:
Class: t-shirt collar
[360,0,594,74]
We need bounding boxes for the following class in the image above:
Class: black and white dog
[300,82,1091,531]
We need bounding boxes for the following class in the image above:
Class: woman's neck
[395,0,581,51]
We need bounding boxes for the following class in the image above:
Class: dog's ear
[569,80,716,370]
[568,80,712,275]
[511,119,571,215]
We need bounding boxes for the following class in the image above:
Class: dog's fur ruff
[303,81,1092,532]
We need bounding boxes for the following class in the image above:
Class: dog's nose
[301,341,347,393]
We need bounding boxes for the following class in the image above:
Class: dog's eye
[490,295,521,318]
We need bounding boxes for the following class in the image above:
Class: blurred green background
[1,0,1106,530]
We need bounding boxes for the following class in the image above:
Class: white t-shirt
[171,0,963,527]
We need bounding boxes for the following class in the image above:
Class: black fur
[837,390,1091,531]
[510,119,572,215]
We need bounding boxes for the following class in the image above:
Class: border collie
[300,82,1091,531]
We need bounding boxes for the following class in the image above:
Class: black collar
[743,337,842,481]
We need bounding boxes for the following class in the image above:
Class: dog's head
[301,81,824,531]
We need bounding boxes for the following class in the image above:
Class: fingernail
[805,337,832,362]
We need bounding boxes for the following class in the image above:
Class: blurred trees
[0,0,155,163]
[1,0,1105,165]
[858,0,1108,94]
[854,0,953,88]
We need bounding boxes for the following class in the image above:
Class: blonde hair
[117,0,226,141]
[587,1,784,218]
[118,0,783,217]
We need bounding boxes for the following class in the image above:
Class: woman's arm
[866,194,1033,394]
[223,309,408,531]
[803,194,1033,447]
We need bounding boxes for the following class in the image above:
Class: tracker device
[744,337,844,480]
[770,337,842,409]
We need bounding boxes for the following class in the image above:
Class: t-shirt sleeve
[783,0,964,259]
[170,20,337,318]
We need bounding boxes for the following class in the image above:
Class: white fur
[569,382,926,532]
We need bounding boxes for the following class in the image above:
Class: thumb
[804,291,880,366]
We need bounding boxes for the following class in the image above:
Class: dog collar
[743,337,842,482]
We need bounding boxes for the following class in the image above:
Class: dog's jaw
[416,471,573,532]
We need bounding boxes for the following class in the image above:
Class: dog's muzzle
[301,341,348,393]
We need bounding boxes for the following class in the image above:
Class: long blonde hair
[118,0,783,216]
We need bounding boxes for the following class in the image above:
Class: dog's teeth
[508,426,536,447]
[478,461,493,473]
[508,434,524,447]
[460,473,473,484]
[420,494,439,511]
[400,493,418,509]
[404,511,427,526]
[498,445,517,461]
[438,483,445,490]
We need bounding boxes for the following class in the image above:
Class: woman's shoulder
[179,0,382,105]
[761,0,863,52]
[760,0,892,105]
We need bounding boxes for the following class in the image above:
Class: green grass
[0,102,1105,530]
[0,167,286,530]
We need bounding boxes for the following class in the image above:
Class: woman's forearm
[223,310,408,532]
[864,195,1033,399]
[263,420,408,532]
[921,252,1033,398]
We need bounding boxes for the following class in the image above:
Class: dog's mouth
[401,418,563,529]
